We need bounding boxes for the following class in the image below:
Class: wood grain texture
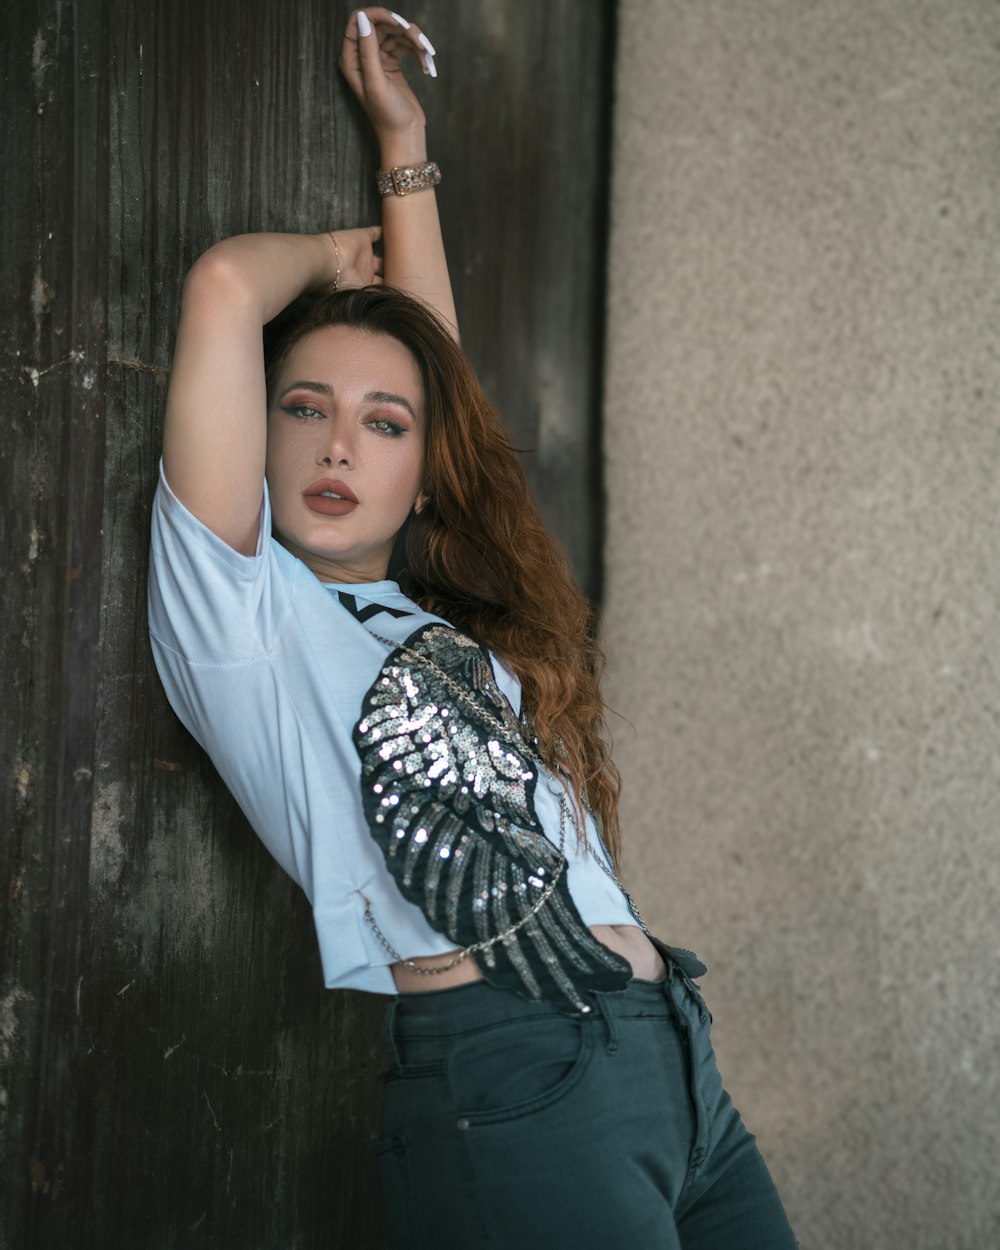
[0,1,613,1245]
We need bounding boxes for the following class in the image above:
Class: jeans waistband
[388,940,706,1039]
[392,975,664,1034]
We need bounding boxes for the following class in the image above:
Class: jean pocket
[384,1058,446,1084]
[446,1013,594,1126]
[376,1134,420,1250]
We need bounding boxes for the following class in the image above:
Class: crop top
[147,462,638,1009]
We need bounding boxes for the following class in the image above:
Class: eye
[366,416,406,437]
[283,403,324,420]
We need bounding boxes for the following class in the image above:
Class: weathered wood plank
[1,0,111,1245]
[1,1,614,1246]
[436,1,615,597]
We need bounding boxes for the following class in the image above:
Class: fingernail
[357,10,372,36]
[389,11,411,28]
[423,52,437,78]
[417,31,437,56]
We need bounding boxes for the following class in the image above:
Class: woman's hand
[339,7,437,148]
[329,225,384,288]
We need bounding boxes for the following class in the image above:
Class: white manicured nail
[423,52,437,78]
[357,10,372,36]
[417,31,437,56]
[389,11,411,28]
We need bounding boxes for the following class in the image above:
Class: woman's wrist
[377,125,429,171]
[323,232,342,289]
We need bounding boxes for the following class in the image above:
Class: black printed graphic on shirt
[337,592,415,625]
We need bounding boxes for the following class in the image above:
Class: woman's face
[265,325,427,584]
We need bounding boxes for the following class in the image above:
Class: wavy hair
[263,286,623,865]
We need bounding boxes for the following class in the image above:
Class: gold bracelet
[327,232,342,289]
[376,161,442,197]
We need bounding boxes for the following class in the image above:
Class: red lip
[303,478,359,516]
[304,478,358,502]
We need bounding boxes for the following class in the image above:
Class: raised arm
[161,7,451,557]
[161,228,381,556]
[339,8,458,339]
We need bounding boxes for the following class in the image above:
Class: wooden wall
[0,1,614,1245]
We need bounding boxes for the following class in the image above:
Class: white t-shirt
[147,462,636,996]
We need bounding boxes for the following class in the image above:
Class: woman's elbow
[181,245,256,313]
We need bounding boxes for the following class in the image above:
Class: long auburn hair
[263,286,623,865]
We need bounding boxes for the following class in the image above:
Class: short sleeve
[147,459,294,665]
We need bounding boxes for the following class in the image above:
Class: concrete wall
[603,3,1000,1246]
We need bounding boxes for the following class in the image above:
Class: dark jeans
[377,939,797,1249]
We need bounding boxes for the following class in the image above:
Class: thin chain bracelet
[327,232,342,290]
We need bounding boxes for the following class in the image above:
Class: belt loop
[592,992,620,1056]
[658,948,709,1025]
[382,997,403,1070]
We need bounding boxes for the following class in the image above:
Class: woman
[149,9,797,1247]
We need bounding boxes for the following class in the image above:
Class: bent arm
[162,230,366,556]
[163,8,455,558]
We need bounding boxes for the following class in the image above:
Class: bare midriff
[390,924,667,993]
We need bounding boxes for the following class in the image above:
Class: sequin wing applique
[354,623,630,1013]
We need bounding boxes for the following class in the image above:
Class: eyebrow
[277,381,417,420]
[278,380,332,399]
[364,390,417,420]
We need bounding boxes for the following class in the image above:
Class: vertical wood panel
[2,0,111,1243]
[1,2,614,1246]
[430,2,616,596]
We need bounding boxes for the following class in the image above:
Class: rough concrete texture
[603,3,1000,1246]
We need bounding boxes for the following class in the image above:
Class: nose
[317,420,354,468]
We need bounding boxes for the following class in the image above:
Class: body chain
[363,794,569,975]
